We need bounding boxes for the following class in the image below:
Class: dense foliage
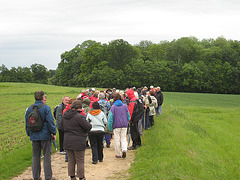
[51,37,240,94]
[0,63,53,84]
[1,37,240,94]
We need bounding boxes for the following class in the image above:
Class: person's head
[113,93,122,102]
[34,91,45,101]
[98,92,106,100]
[126,89,135,100]
[82,98,91,106]
[68,98,76,104]
[93,92,99,98]
[42,94,47,104]
[156,86,161,92]
[70,100,82,110]
[149,90,155,96]
[92,101,100,109]
[62,96,69,106]
[113,88,116,92]
[82,89,87,95]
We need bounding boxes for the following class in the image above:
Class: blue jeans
[156,105,162,116]
[142,110,149,130]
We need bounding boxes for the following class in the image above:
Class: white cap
[92,88,95,91]
[150,85,154,89]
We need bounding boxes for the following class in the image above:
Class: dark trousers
[67,150,85,178]
[130,122,141,147]
[88,132,104,162]
[32,140,52,179]
[58,129,64,152]
[149,115,154,127]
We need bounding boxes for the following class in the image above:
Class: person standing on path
[108,93,130,158]
[86,101,107,164]
[25,91,57,180]
[155,86,163,116]
[56,96,69,154]
[61,100,92,180]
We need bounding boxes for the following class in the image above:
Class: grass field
[0,82,239,179]
[129,92,240,179]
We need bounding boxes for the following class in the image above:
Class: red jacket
[126,89,137,122]
[63,104,86,116]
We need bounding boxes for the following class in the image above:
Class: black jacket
[155,91,163,106]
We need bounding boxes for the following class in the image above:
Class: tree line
[1,36,240,94]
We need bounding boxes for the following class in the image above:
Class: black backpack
[27,104,45,132]
[53,104,59,119]
[131,99,144,122]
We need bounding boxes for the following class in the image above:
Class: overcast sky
[1,0,240,70]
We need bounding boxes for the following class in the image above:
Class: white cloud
[0,0,240,69]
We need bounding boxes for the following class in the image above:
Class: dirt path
[12,137,135,180]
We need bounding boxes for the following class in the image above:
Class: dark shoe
[106,144,110,148]
[128,146,137,150]
[122,151,126,158]
[115,155,121,158]
[92,161,98,164]
[34,178,42,180]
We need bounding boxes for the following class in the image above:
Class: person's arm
[45,105,57,135]
[108,110,114,132]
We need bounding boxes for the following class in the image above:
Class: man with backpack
[126,89,144,150]
[25,90,57,180]
[55,96,69,154]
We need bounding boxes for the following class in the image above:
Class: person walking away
[98,92,112,148]
[155,86,163,116]
[108,93,130,158]
[147,91,158,127]
[56,96,69,154]
[61,100,92,180]
[25,91,57,180]
[141,90,150,130]
[86,101,107,164]
[126,89,144,150]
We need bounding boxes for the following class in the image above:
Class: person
[89,92,99,109]
[146,90,158,127]
[61,100,92,180]
[108,93,130,158]
[56,96,69,154]
[141,90,150,130]
[77,89,90,100]
[42,94,47,104]
[126,89,144,150]
[86,101,107,164]
[25,91,57,180]
[98,92,111,148]
[82,98,91,114]
[155,86,163,116]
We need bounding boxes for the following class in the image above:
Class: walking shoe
[59,151,66,155]
[122,151,126,158]
[92,161,98,164]
[128,146,137,150]
[106,144,110,148]
[99,159,103,162]
[115,155,121,158]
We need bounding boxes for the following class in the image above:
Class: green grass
[128,93,240,179]
[0,82,91,179]
[1,82,240,179]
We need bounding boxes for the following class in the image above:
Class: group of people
[25,86,163,180]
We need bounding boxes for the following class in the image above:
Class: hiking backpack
[131,99,144,122]
[27,104,45,132]
[53,104,59,119]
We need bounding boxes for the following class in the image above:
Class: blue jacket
[25,100,57,141]
[108,100,130,131]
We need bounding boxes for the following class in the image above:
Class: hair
[34,91,45,101]
[98,92,105,100]
[93,92,99,98]
[82,98,91,106]
[70,100,82,109]
[113,93,122,102]
[68,98,76,104]
[92,101,100,109]
[149,90,155,96]
[43,94,47,98]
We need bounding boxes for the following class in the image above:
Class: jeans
[32,140,52,179]
[155,105,162,116]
